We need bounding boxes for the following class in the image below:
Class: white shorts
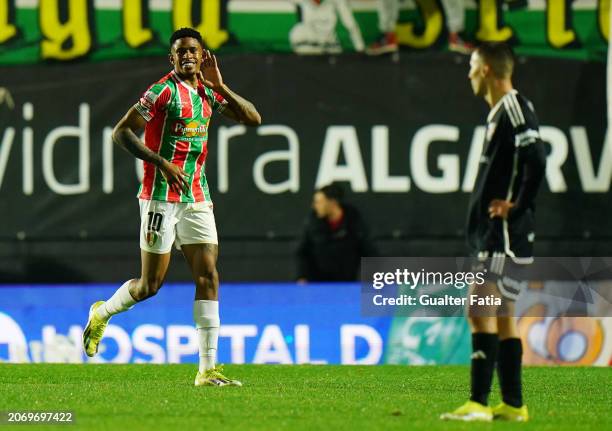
[139,199,218,254]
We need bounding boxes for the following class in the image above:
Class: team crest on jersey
[172,120,208,137]
[146,231,159,247]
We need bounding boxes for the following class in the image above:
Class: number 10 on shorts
[146,211,163,247]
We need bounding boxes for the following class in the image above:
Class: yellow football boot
[82,301,109,357]
[194,365,242,387]
[492,402,529,422]
[440,400,493,422]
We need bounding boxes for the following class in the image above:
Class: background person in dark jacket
[296,184,376,282]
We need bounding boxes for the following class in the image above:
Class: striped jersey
[466,89,547,257]
[134,70,227,203]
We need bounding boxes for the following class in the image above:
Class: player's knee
[497,317,518,339]
[196,266,218,288]
[467,316,480,331]
[135,276,164,300]
[468,316,497,333]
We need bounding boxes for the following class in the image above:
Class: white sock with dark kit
[194,300,220,373]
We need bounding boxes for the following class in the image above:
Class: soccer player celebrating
[82,28,261,386]
[441,43,546,421]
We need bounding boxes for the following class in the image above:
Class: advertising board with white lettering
[1,283,611,366]
[0,283,390,365]
[0,54,607,244]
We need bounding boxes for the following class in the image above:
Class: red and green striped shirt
[134,70,227,203]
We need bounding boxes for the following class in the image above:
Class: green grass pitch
[0,365,609,430]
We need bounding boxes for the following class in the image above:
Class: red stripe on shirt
[139,123,163,199]
[191,143,208,202]
[166,139,191,202]
[197,83,213,118]
[177,84,193,119]
[214,92,225,104]
[138,86,171,200]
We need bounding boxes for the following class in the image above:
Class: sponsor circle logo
[173,120,207,137]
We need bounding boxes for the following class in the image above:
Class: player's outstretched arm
[112,108,189,194]
[199,50,262,126]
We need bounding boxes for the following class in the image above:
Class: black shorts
[474,251,532,301]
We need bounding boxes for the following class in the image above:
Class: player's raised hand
[199,50,224,90]
[488,199,514,219]
[159,159,190,195]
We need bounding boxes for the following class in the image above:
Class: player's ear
[168,53,175,66]
[481,63,490,78]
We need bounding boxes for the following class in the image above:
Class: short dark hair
[169,28,204,49]
[317,184,344,203]
[476,42,514,79]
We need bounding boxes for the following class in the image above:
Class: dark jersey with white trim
[466,90,547,258]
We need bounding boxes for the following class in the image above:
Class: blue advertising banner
[1,283,610,366]
[0,283,391,365]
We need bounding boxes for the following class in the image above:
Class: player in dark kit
[441,43,546,422]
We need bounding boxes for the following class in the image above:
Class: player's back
[466,90,542,255]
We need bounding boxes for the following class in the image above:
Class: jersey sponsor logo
[172,120,208,137]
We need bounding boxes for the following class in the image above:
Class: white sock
[96,280,137,321]
[193,300,220,373]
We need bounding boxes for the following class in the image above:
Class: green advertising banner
[0,0,609,64]
[383,283,612,366]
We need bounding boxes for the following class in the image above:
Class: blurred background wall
[0,0,610,366]
[0,53,608,281]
